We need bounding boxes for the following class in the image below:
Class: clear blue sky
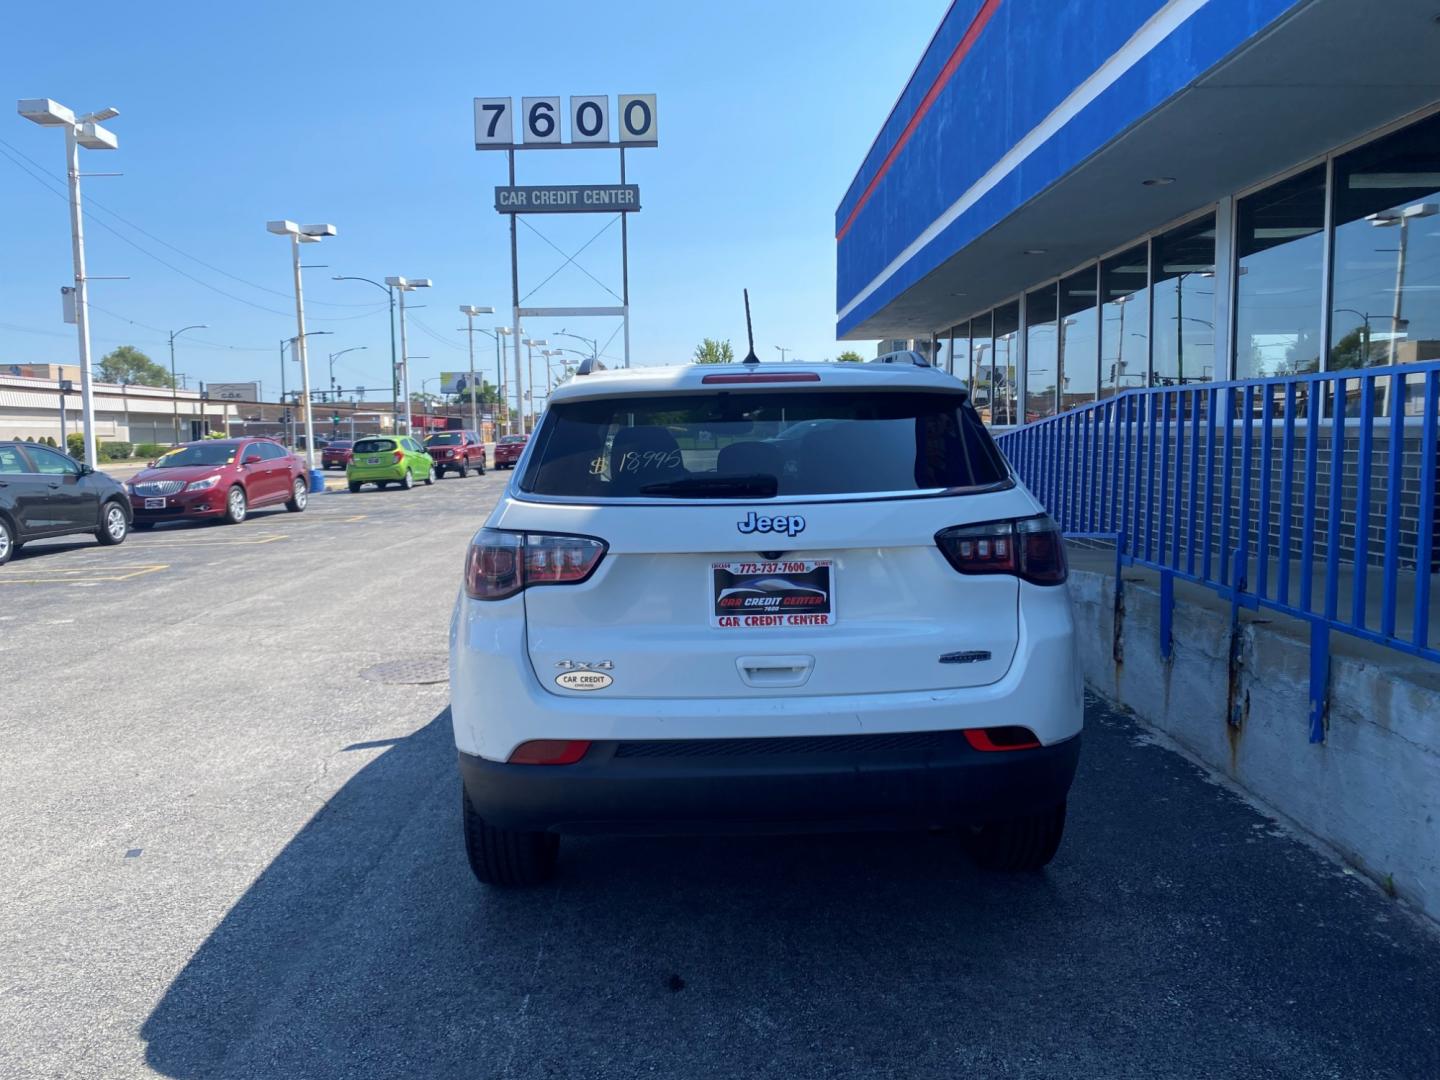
[2,0,946,400]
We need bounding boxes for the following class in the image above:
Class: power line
[0,139,387,320]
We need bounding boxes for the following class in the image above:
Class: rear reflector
[963,726,1042,752]
[508,739,591,765]
[701,372,821,384]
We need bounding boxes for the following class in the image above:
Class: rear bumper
[458,731,1080,834]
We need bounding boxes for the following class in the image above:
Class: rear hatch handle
[736,654,815,689]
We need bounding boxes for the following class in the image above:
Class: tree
[410,391,441,404]
[693,338,734,364]
[453,381,500,405]
[97,345,173,387]
[836,350,864,363]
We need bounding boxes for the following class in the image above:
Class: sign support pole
[620,147,631,368]
[508,149,524,437]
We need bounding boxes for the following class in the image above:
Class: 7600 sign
[473,95,658,150]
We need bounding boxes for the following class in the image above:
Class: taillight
[464,529,607,600]
[934,515,1067,585]
[393,449,404,463]
[508,739,591,765]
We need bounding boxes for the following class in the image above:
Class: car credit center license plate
[145,497,166,509]
[711,560,835,629]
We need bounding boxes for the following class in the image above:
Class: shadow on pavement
[141,702,1440,1080]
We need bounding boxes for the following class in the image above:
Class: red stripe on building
[836,0,1003,243]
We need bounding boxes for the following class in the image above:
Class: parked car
[321,439,355,470]
[127,438,309,528]
[0,441,132,565]
[449,360,1080,886]
[493,434,528,470]
[346,436,435,492]
[424,429,487,477]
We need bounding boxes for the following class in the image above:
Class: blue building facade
[838,0,1440,425]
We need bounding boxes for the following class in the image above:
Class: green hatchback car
[346,436,436,492]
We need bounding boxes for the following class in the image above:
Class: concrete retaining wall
[1068,561,1440,925]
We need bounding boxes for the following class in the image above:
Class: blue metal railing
[996,360,1439,741]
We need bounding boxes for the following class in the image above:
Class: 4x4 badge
[737,511,806,538]
[555,660,614,670]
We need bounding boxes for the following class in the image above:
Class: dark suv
[0,441,132,565]
[424,430,486,477]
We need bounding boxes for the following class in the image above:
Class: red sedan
[321,439,354,470]
[493,434,528,470]
[127,438,309,527]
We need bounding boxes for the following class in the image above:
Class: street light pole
[459,305,496,436]
[169,324,207,443]
[19,99,121,468]
[522,339,548,433]
[268,220,337,471]
[385,277,432,436]
[327,346,367,398]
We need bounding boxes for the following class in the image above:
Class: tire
[400,469,414,490]
[0,517,13,566]
[477,457,486,475]
[95,501,129,546]
[423,466,435,486]
[462,787,558,887]
[285,476,308,512]
[458,462,469,478]
[348,481,362,493]
[222,485,248,525]
[965,802,1067,872]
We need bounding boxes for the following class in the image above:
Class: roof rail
[870,349,931,367]
[575,355,606,376]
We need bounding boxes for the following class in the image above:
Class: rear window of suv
[521,390,1009,499]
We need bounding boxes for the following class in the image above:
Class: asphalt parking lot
[1,470,1438,1079]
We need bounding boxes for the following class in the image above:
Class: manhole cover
[359,657,448,685]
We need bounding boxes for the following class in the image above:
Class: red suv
[321,439,355,470]
[127,438,309,527]
[493,433,528,470]
[424,429,486,477]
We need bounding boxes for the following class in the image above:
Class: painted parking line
[131,534,288,547]
[0,564,168,585]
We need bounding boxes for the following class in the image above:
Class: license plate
[144,497,166,509]
[367,456,379,465]
[711,560,834,629]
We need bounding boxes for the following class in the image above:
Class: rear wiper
[638,474,779,498]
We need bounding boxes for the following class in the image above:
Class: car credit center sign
[494,184,640,214]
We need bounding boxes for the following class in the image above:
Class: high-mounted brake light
[700,372,821,384]
[508,739,592,765]
[934,515,1067,585]
[464,529,607,600]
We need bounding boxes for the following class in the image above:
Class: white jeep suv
[449,359,1081,886]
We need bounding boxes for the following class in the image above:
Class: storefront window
[970,312,994,421]
[991,302,1020,425]
[1152,215,1216,386]
[1330,111,1440,372]
[951,321,972,387]
[1059,266,1099,409]
[1025,284,1060,419]
[1100,243,1149,396]
[1235,167,1326,378]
